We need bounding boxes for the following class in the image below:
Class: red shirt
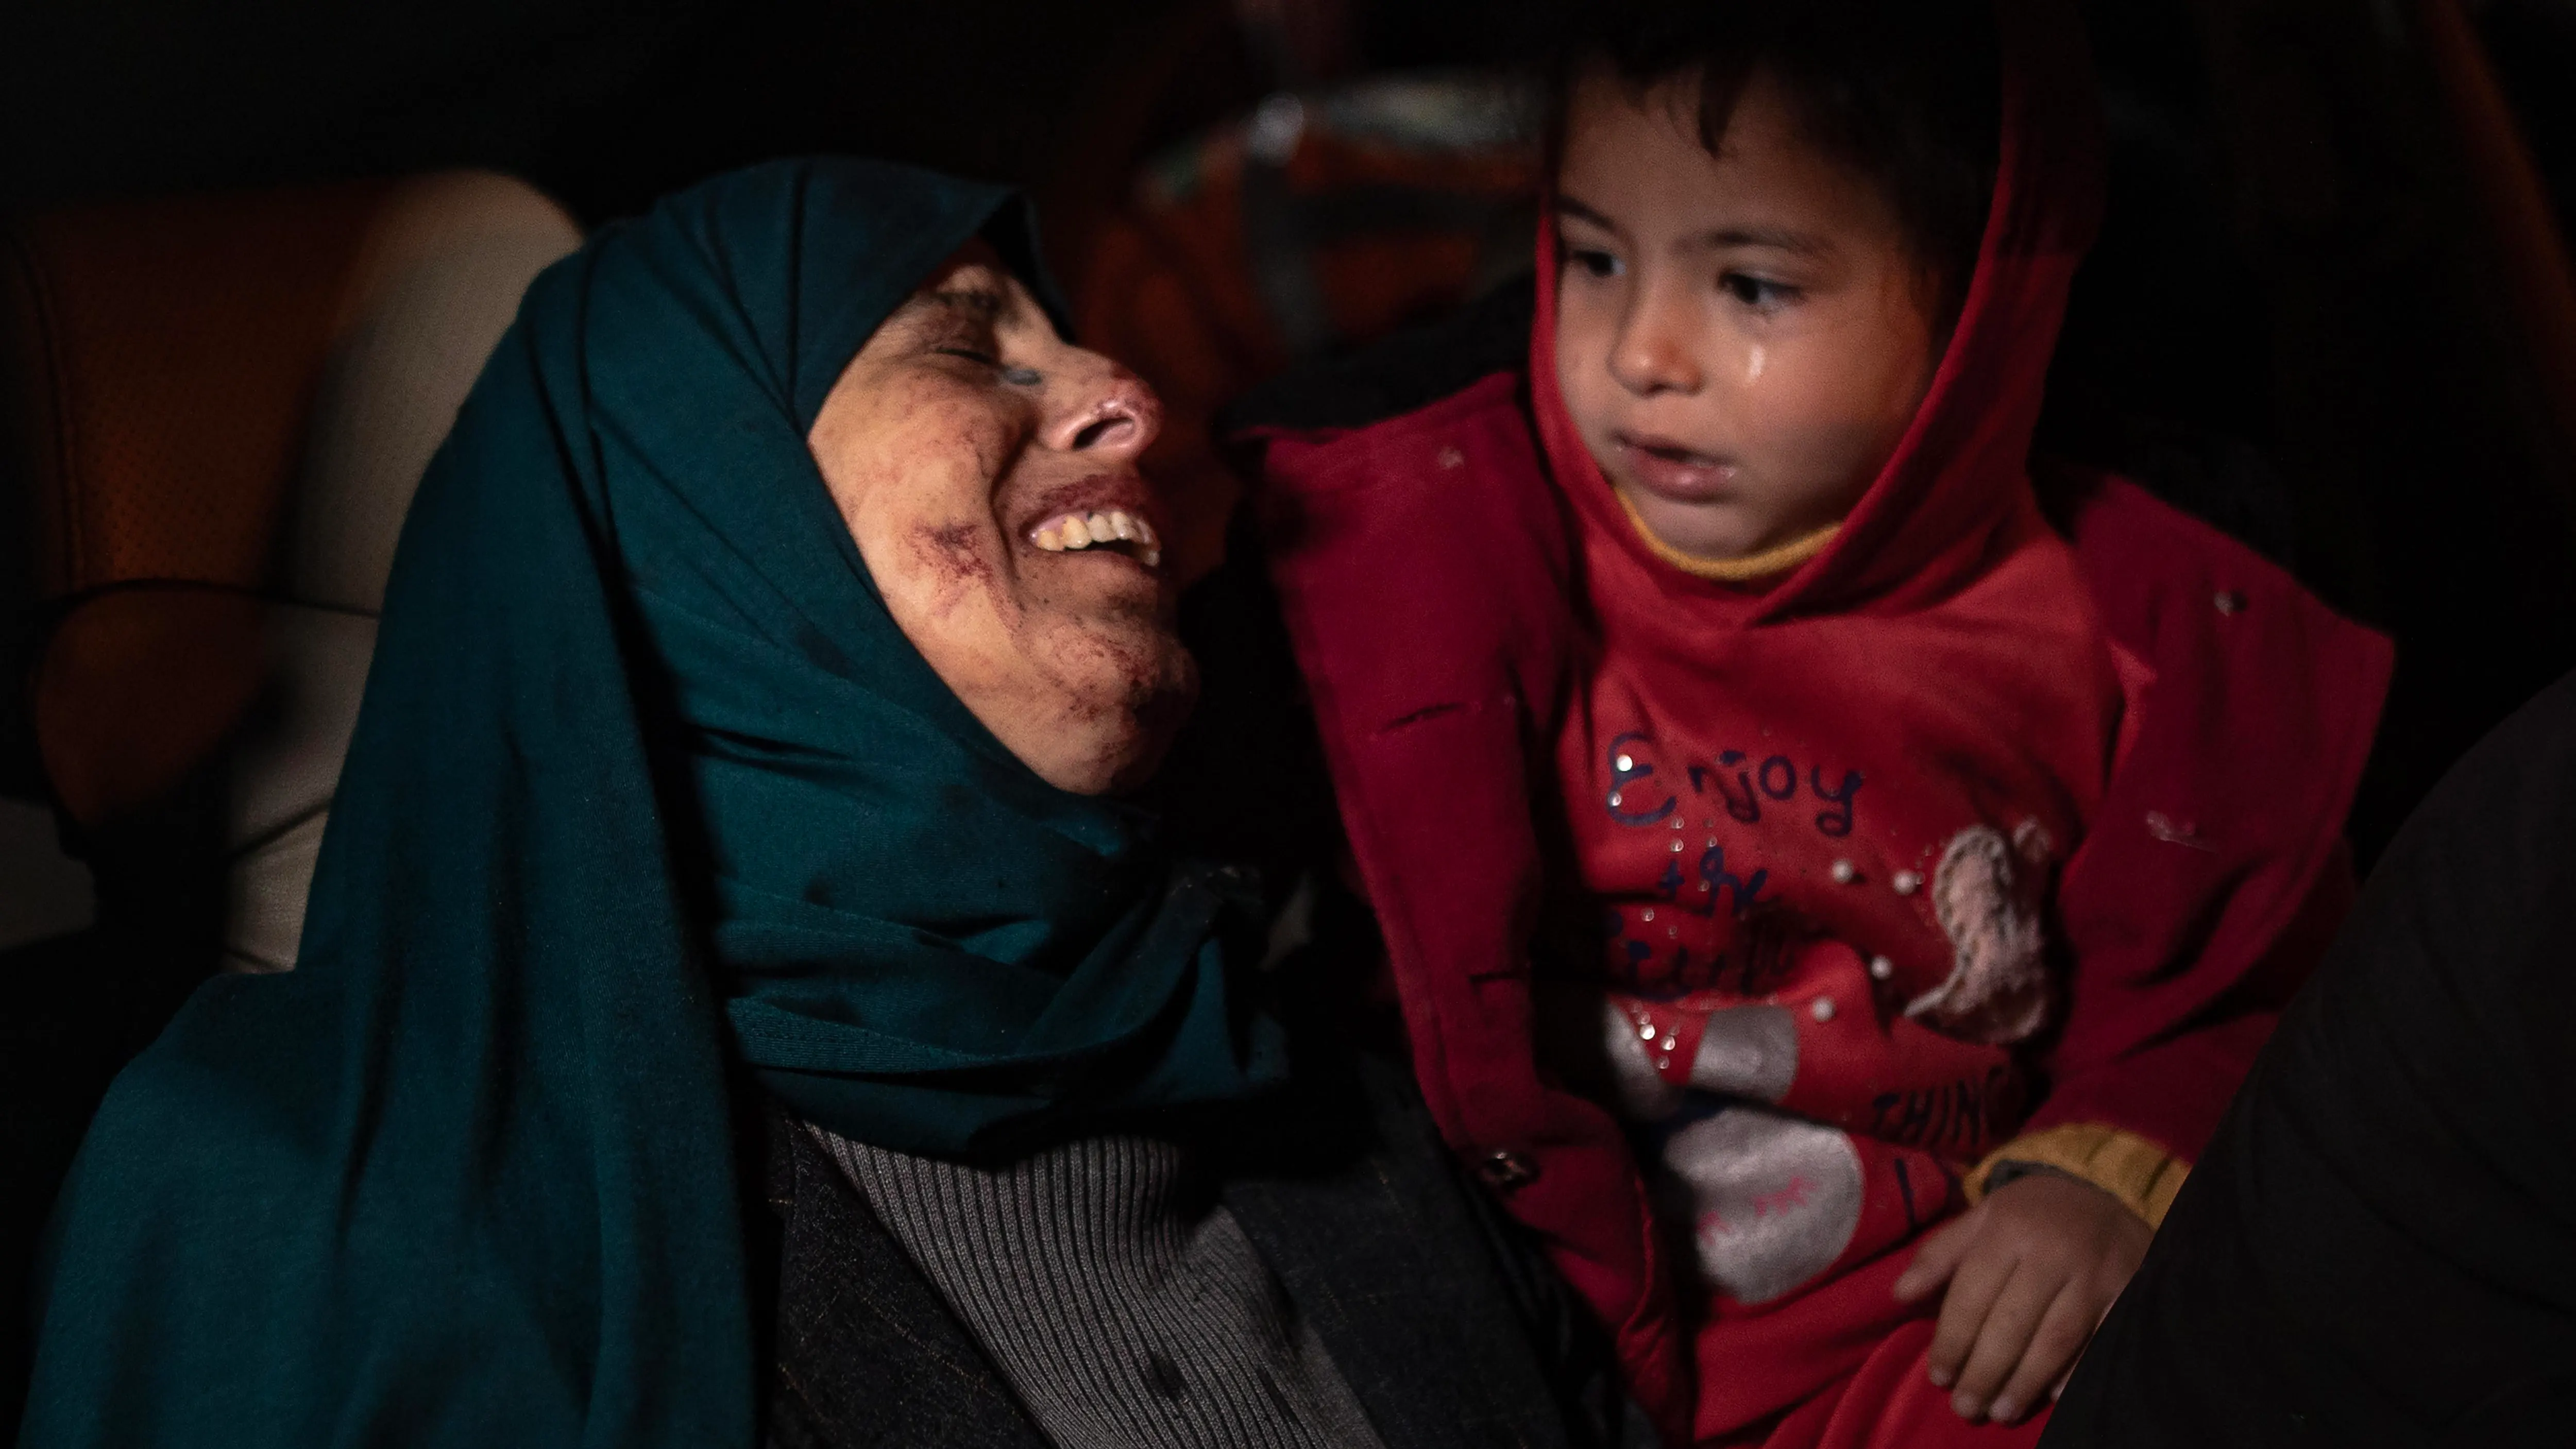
[1242,1,2393,1438]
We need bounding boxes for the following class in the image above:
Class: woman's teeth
[1030,509,1162,568]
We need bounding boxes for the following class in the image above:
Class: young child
[1233,1,2394,1445]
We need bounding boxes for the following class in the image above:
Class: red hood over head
[1531,0,2105,621]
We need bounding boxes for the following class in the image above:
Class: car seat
[2,169,582,971]
[0,169,582,1425]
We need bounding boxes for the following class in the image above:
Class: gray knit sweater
[818,1127,1388,1449]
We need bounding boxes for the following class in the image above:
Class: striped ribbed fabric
[818,1127,1387,1449]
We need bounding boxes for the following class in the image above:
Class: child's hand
[1891,1173,2150,1424]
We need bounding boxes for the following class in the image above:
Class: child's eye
[935,346,1002,367]
[1720,272,1799,311]
[1565,247,1624,281]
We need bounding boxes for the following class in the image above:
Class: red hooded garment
[1239,4,2393,1444]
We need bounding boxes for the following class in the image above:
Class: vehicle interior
[5,0,2575,1425]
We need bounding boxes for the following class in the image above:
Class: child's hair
[1543,0,2004,324]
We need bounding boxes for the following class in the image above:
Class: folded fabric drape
[21,157,1283,1449]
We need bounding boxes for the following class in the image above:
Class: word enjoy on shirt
[1603,731,1866,838]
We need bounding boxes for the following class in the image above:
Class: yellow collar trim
[1615,490,1839,585]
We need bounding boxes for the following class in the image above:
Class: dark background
[14,0,2573,848]
[4,0,2576,1428]
[0,0,1527,225]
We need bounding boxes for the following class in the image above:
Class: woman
[18,159,1641,1449]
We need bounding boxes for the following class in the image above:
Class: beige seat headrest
[224,173,582,974]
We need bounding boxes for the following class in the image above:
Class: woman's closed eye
[933,343,1045,388]
[925,320,1003,369]
[916,280,1014,372]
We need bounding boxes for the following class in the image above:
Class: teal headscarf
[20,158,1284,1448]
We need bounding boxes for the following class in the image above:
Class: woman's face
[809,241,1192,795]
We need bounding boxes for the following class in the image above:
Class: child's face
[1554,66,1944,561]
